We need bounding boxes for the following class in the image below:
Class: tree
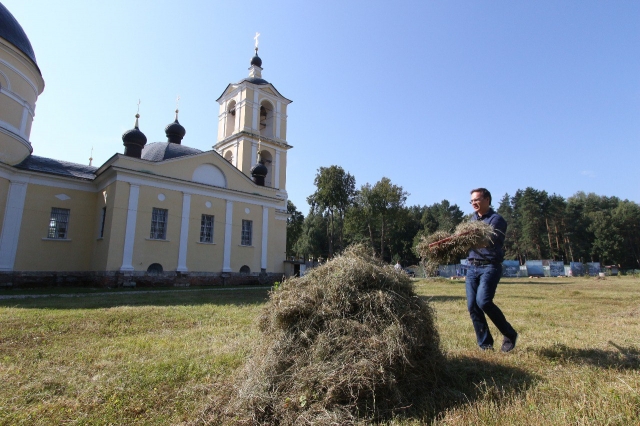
[307,166,356,257]
[286,200,304,258]
[293,211,329,260]
[345,177,408,261]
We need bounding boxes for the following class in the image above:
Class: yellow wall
[186,194,226,271]
[13,184,97,271]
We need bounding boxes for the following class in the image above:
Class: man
[466,188,518,352]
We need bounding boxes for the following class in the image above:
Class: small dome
[250,53,262,68]
[250,161,268,177]
[0,3,39,69]
[122,114,147,158]
[165,110,186,144]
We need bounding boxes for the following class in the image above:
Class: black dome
[250,161,268,177]
[122,127,147,146]
[165,119,186,144]
[0,3,39,69]
[250,53,262,67]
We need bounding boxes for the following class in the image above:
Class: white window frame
[150,208,168,240]
[48,207,70,239]
[200,214,214,243]
[241,220,252,246]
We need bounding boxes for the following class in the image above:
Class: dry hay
[205,245,443,425]
[415,221,496,276]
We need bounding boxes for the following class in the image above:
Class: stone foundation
[0,270,284,289]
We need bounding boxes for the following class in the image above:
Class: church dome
[0,3,39,70]
[250,53,262,68]
[122,114,147,158]
[250,161,268,177]
[165,111,186,144]
[141,142,202,161]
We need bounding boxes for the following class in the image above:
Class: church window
[200,214,214,243]
[241,220,252,246]
[48,208,70,239]
[259,101,274,138]
[100,207,107,238]
[150,208,168,240]
[239,265,250,274]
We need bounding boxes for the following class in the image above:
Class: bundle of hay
[415,221,496,276]
[212,245,443,425]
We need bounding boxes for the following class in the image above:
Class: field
[1,277,639,425]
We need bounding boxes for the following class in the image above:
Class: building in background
[0,3,292,287]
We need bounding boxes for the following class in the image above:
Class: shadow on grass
[534,342,640,370]
[400,354,538,423]
[0,286,272,309]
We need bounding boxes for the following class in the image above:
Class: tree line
[287,166,640,268]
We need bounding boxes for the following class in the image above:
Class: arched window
[224,150,233,164]
[259,100,274,138]
[260,149,273,188]
[147,263,163,274]
[239,265,251,274]
[225,100,236,137]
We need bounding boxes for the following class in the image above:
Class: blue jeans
[465,264,516,348]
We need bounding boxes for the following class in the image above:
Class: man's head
[470,188,491,216]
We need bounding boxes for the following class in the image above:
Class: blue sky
[5,0,639,214]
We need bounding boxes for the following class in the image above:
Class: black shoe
[501,333,518,353]
[480,345,494,351]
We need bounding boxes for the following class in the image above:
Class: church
[0,3,292,287]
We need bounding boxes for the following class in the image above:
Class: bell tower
[214,35,292,193]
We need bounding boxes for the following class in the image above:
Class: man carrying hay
[466,188,518,352]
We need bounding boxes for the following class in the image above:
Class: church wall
[185,194,226,271]
[90,181,116,271]
[0,177,10,238]
[0,50,42,106]
[13,183,97,271]
[230,200,262,273]
[278,103,288,140]
[102,180,133,271]
[0,95,23,130]
[269,213,287,273]
[130,185,182,272]
[278,150,287,190]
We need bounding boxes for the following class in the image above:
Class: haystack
[415,221,496,276]
[214,245,443,425]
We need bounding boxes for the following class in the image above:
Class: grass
[1,277,639,425]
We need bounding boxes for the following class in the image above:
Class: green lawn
[1,277,638,425]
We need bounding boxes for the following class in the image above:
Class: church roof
[15,155,97,180]
[0,3,40,71]
[141,142,202,162]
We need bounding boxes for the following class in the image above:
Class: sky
[5,0,640,215]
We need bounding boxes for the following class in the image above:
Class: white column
[222,200,233,272]
[275,101,282,139]
[234,142,239,168]
[275,150,281,189]
[261,206,269,270]
[120,184,140,271]
[0,181,28,271]
[20,105,29,138]
[251,143,257,165]
[176,193,191,272]
[252,91,260,130]
[235,95,242,132]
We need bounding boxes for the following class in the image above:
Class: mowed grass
[1,277,639,425]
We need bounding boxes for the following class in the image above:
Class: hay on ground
[205,245,443,425]
[415,221,496,276]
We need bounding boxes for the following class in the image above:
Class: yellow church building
[0,3,292,287]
